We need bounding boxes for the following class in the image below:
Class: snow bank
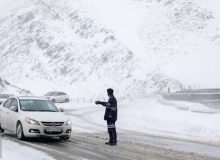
[117,98,220,140]
[0,138,54,160]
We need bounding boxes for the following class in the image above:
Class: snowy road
[1,131,220,160]
[2,100,220,160]
[1,101,220,160]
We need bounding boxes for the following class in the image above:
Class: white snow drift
[0,138,54,160]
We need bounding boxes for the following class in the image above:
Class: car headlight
[65,119,71,125]
[25,117,40,125]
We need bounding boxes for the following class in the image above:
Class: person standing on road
[95,88,117,145]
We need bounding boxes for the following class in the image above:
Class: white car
[44,92,70,103]
[0,96,72,141]
[0,94,13,105]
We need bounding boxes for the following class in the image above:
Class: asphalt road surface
[1,131,220,160]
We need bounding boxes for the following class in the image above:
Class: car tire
[0,125,4,133]
[16,122,25,140]
[59,136,70,141]
[64,99,69,103]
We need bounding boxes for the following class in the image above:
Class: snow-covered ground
[0,138,54,160]
[58,97,220,144]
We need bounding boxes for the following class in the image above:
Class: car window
[58,92,66,95]
[45,92,56,96]
[3,98,13,108]
[20,100,59,112]
[11,99,18,107]
[56,92,62,96]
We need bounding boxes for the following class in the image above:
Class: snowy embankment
[0,78,31,96]
[0,138,54,160]
[58,97,220,144]
[1,0,220,98]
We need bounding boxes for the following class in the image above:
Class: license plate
[45,127,62,132]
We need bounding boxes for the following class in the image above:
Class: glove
[95,101,101,105]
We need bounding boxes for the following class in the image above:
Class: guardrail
[163,93,220,101]
[68,97,126,104]
[162,89,220,108]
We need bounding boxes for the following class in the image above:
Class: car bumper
[23,123,72,138]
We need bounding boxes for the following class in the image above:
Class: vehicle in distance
[44,92,70,103]
[0,96,72,141]
[0,94,13,105]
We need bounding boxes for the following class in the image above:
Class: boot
[106,128,113,145]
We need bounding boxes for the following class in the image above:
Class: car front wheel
[0,125,4,133]
[64,99,69,103]
[16,122,25,140]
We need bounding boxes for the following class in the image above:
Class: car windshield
[0,94,11,99]
[45,92,56,96]
[20,100,59,112]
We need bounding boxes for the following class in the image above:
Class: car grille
[44,130,63,135]
[41,122,64,126]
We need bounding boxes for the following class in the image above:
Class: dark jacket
[99,96,117,122]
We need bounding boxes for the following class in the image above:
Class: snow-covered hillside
[0,77,31,95]
[0,0,219,98]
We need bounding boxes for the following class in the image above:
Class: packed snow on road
[0,138,55,160]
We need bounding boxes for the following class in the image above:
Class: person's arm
[95,101,107,106]
[95,99,116,111]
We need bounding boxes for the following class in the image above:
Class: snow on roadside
[117,98,220,141]
[0,138,54,160]
[158,97,218,114]
[58,97,220,143]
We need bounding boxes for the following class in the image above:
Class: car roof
[17,96,48,100]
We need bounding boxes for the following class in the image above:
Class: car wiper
[22,109,58,112]
[39,110,58,112]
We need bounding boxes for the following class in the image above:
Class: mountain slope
[0,0,219,98]
[0,77,31,95]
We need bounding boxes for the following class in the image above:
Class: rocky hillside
[0,0,219,98]
[0,77,31,95]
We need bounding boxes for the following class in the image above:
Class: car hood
[22,112,68,122]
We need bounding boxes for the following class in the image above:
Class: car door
[0,98,13,130]
[56,92,62,102]
[8,98,19,133]
[60,92,66,102]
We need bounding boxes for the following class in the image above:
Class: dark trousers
[107,121,117,143]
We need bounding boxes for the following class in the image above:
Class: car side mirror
[60,108,64,112]
[10,106,18,112]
